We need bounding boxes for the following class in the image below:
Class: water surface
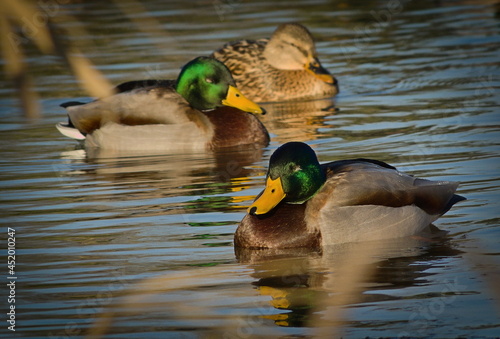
[1,0,499,337]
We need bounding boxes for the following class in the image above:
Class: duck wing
[306,160,465,245]
[319,160,464,215]
[60,85,204,135]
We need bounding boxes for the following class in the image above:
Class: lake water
[1,0,499,338]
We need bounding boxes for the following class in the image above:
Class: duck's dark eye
[235,93,240,97]
[289,164,301,173]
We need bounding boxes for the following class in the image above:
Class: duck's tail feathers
[56,123,86,140]
[442,194,466,215]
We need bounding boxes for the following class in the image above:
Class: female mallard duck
[56,57,269,152]
[236,142,466,249]
[211,23,338,102]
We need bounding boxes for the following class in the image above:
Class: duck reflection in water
[59,145,267,216]
[259,98,338,144]
[235,235,463,328]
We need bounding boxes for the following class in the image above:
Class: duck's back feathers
[305,160,464,246]
[212,39,271,101]
[64,86,208,136]
[317,161,463,216]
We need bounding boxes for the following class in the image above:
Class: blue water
[1,0,499,338]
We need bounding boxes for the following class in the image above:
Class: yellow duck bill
[306,58,336,84]
[248,176,286,215]
[222,86,264,114]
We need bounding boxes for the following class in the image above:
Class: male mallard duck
[56,57,269,152]
[211,23,338,102]
[236,142,466,249]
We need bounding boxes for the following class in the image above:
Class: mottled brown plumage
[212,23,338,102]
